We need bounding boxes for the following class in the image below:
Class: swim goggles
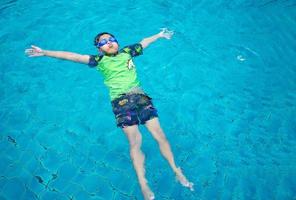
[96,37,118,48]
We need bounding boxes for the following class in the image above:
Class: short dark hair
[94,32,115,47]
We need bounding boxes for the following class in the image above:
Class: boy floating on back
[25,28,194,200]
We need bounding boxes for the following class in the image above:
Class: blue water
[1,0,296,199]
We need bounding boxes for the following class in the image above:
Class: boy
[25,28,194,200]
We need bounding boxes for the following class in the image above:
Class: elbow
[69,54,83,63]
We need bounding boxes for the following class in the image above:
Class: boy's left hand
[159,28,174,39]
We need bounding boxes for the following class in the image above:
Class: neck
[103,51,118,57]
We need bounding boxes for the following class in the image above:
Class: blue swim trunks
[111,93,158,128]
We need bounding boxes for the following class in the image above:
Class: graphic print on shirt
[127,59,135,70]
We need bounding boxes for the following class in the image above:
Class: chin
[110,49,118,53]
[107,49,118,54]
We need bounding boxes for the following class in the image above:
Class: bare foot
[141,185,155,200]
[175,167,194,191]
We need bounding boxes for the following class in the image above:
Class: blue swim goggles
[96,37,118,48]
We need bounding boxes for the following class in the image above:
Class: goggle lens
[97,37,117,47]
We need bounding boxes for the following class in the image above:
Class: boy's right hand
[25,45,45,57]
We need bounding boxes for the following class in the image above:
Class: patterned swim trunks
[111,93,158,128]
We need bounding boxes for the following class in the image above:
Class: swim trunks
[111,93,158,128]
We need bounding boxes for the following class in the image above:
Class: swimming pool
[1,0,296,199]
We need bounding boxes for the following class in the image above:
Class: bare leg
[145,118,194,191]
[122,125,155,200]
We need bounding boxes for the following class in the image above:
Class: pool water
[1,0,296,199]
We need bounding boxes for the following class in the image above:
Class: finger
[159,27,167,33]
[165,35,172,39]
[29,54,40,57]
[25,51,34,56]
[165,30,173,35]
[31,45,40,50]
[25,49,33,53]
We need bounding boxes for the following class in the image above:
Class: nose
[107,40,113,46]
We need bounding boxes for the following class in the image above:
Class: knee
[130,134,142,150]
[129,136,144,160]
[154,130,167,143]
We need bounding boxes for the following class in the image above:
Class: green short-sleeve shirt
[88,43,143,100]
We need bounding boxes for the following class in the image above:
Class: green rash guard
[88,43,143,100]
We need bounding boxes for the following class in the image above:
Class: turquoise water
[1,0,296,199]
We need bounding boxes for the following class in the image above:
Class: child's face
[98,34,119,54]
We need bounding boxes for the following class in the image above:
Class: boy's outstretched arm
[25,45,90,64]
[140,28,174,49]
